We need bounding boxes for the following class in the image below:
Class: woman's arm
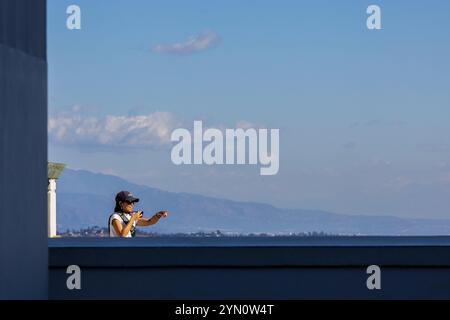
[112,212,141,237]
[137,211,168,227]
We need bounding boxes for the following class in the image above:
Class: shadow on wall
[0,0,48,299]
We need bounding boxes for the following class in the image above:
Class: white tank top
[109,213,137,238]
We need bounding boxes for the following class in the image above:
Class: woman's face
[120,201,135,213]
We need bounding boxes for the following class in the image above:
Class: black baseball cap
[115,191,140,203]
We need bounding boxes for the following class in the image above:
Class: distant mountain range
[56,168,450,235]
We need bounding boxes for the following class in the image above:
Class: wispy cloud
[342,141,357,150]
[235,120,266,130]
[152,30,220,55]
[349,119,407,128]
[49,107,179,148]
[49,106,272,150]
[418,142,450,154]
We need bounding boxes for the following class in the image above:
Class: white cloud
[49,108,179,148]
[152,30,220,55]
[235,120,262,130]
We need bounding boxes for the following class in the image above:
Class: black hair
[114,201,122,213]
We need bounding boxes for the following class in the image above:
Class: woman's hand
[137,211,168,227]
[132,211,143,221]
[155,211,169,218]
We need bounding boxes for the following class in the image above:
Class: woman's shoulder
[109,213,123,222]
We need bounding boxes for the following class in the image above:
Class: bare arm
[112,212,141,237]
[137,211,169,227]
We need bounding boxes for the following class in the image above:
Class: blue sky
[48,0,450,219]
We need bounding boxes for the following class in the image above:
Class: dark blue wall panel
[50,267,450,300]
[0,0,47,299]
[49,238,450,300]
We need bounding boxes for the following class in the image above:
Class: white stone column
[48,179,57,238]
